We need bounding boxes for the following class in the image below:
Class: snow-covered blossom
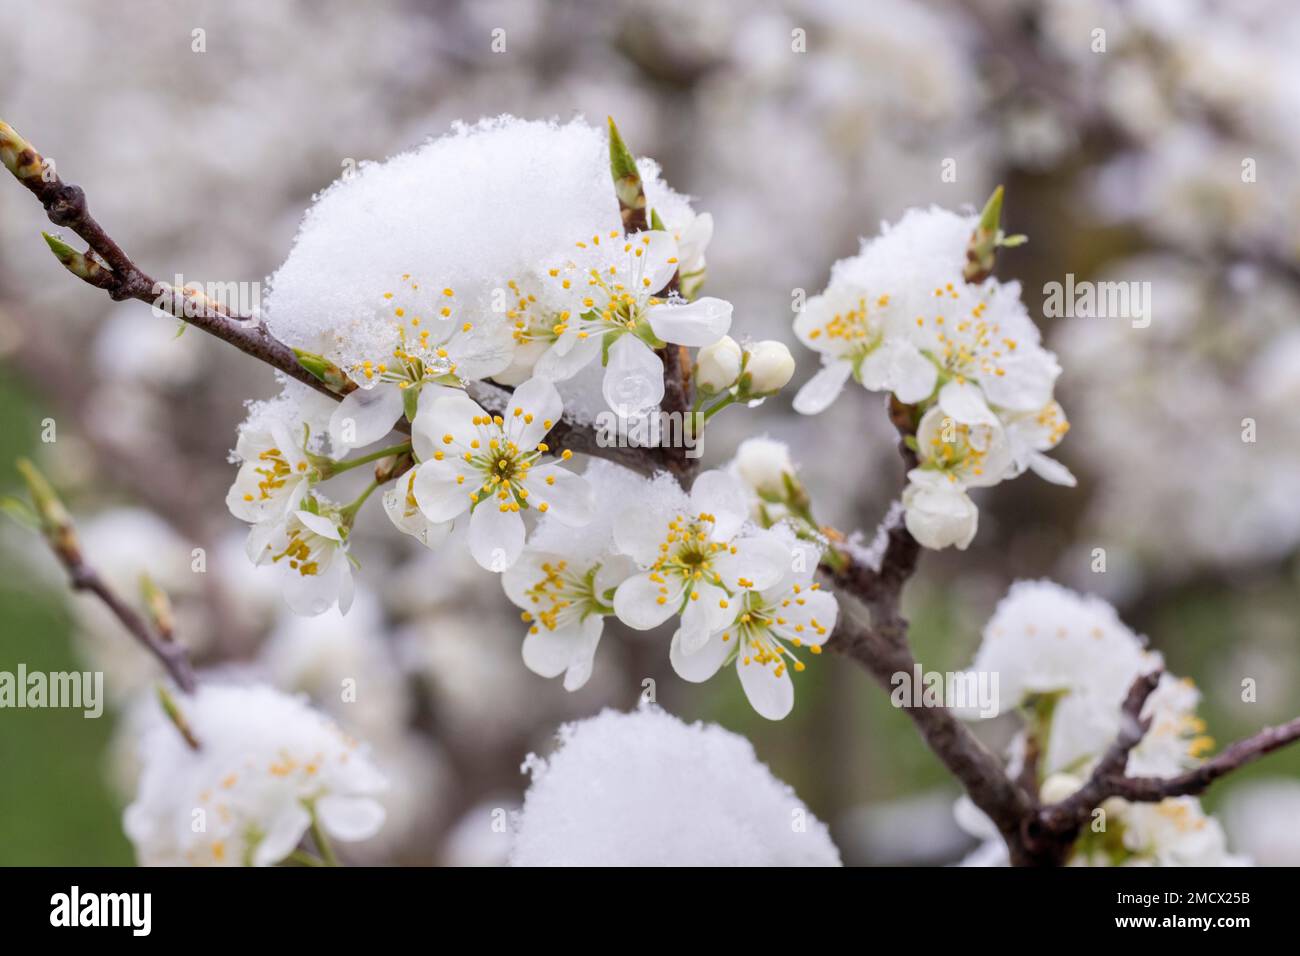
[955,580,1249,867]
[790,205,1071,551]
[670,531,836,719]
[959,580,1154,725]
[510,706,841,866]
[124,684,386,866]
[695,334,743,393]
[327,276,513,452]
[263,115,720,420]
[408,378,592,571]
[1066,795,1250,868]
[534,229,732,414]
[611,469,789,649]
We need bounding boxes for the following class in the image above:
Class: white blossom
[225,421,311,525]
[124,684,386,866]
[246,504,355,617]
[670,531,835,719]
[408,377,592,571]
[327,277,514,452]
[611,469,788,648]
[534,229,733,414]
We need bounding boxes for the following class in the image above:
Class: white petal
[612,498,683,566]
[253,803,311,866]
[329,384,405,453]
[637,229,680,293]
[793,360,852,415]
[888,343,939,404]
[493,339,549,387]
[981,352,1059,412]
[771,587,838,646]
[532,333,602,382]
[592,554,636,601]
[1028,452,1077,487]
[501,550,550,609]
[646,298,733,346]
[522,622,579,679]
[295,510,342,540]
[283,554,346,617]
[737,656,795,720]
[526,465,593,526]
[448,320,516,380]
[411,459,474,523]
[562,616,604,692]
[669,628,731,683]
[244,519,283,565]
[689,469,749,541]
[613,571,682,630]
[938,380,998,427]
[412,389,484,462]
[468,502,525,572]
[382,474,452,548]
[316,795,386,842]
[678,582,737,652]
[676,212,713,267]
[712,531,791,592]
[603,334,664,415]
[508,377,564,448]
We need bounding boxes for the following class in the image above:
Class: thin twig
[62,545,196,693]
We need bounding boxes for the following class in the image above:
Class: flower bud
[745,340,796,394]
[695,335,742,394]
[16,458,80,564]
[1039,772,1083,805]
[140,573,176,642]
[902,473,977,550]
[734,437,795,499]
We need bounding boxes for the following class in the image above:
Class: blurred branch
[1029,668,1300,864]
[15,459,197,693]
[0,299,259,656]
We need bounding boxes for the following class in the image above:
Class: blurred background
[1,0,1298,865]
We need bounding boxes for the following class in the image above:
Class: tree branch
[16,459,197,694]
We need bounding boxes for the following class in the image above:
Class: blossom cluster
[954,580,1246,867]
[792,206,1073,551]
[219,118,829,720]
